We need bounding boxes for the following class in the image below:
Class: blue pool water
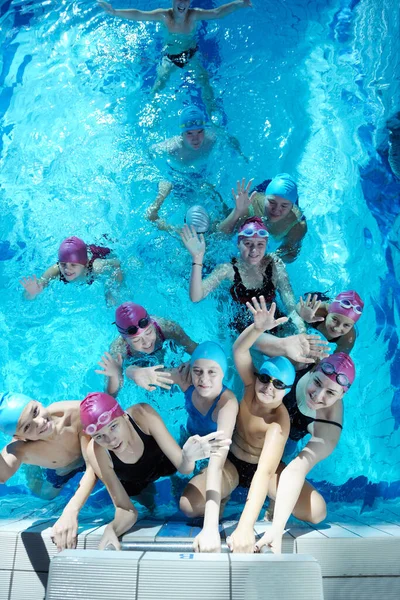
[0,0,400,520]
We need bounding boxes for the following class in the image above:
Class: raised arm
[87,440,138,550]
[20,264,59,300]
[161,318,198,355]
[193,392,239,553]
[146,181,174,224]
[217,178,256,234]
[51,435,98,551]
[233,297,288,385]
[180,225,231,302]
[98,2,167,23]
[95,352,124,397]
[0,441,25,483]
[257,417,342,554]
[193,0,252,22]
[275,220,307,264]
[227,415,290,553]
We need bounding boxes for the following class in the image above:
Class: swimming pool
[0,0,399,520]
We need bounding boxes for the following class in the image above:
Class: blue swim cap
[190,342,228,375]
[0,392,33,436]
[265,173,299,205]
[179,106,206,133]
[259,357,296,393]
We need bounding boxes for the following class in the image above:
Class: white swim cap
[185,205,210,234]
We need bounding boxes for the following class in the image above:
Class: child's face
[183,129,205,150]
[265,195,293,222]
[325,313,355,339]
[238,238,267,265]
[16,401,54,441]
[304,371,344,411]
[59,262,86,282]
[254,377,286,407]
[191,359,224,399]
[173,0,191,16]
[125,323,157,354]
[92,416,129,451]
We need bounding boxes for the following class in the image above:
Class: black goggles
[254,372,290,390]
[318,362,351,388]
[114,316,150,336]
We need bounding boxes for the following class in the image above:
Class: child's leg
[179,459,239,518]
[188,57,217,116]
[152,57,177,94]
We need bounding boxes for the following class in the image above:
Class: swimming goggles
[181,119,205,129]
[239,227,269,238]
[318,362,351,388]
[85,403,121,436]
[114,316,150,336]
[337,299,363,314]
[254,372,291,390]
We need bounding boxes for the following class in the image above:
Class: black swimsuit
[166,46,198,69]
[283,369,343,441]
[109,415,176,496]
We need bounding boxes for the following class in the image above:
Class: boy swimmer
[20,236,123,305]
[218,174,307,263]
[98,0,252,115]
[296,290,364,353]
[0,392,96,551]
[97,302,198,394]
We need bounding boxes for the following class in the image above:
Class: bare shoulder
[110,336,127,358]
[48,400,80,415]
[92,257,120,274]
[2,439,28,460]
[220,388,239,408]
[127,403,158,433]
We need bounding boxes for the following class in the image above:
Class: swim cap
[238,217,269,241]
[80,392,124,436]
[259,357,296,393]
[190,342,228,375]
[179,106,206,133]
[265,174,298,205]
[0,392,33,436]
[58,237,88,266]
[315,352,355,390]
[115,302,149,337]
[328,291,364,323]
[185,205,211,234]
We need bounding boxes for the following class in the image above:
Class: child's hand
[182,430,231,463]
[180,225,205,260]
[231,178,256,215]
[246,296,288,332]
[297,294,325,323]
[125,365,173,392]
[95,353,123,378]
[20,275,44,299]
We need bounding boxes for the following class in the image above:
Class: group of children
[1,0,364,555]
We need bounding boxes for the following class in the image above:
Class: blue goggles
[181,119,205,129]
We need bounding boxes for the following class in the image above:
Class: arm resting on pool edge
[258,421,342,553]
[227,417,290,553]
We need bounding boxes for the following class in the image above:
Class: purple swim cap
[115,302,149,337]
[315,352,355,391]
[328,291,364,324]
[80,392,124,436]
[58,237,88,266]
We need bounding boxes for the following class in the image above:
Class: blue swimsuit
[185,385,227,437]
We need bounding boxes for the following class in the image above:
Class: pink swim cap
[80,392,124,436]
[115,302,150,337]
[328,291,364,323]
[238,217,269,241]
[58,237,88,266]
[315,352,355,390]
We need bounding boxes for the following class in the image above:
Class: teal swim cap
[0,392,33,436]
[190,342,228,375]
[259,357,296,392]
[179,106,206,133]
[265,174,298,205]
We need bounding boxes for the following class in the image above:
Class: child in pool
[255,351,355,554]
[20,236,123,305]
[173,342,238,553]
[98,1,252,116]
[296,291,364,354]
[217,174,307,263]
[80,392,231,550]
[0,392,96,551]
[97,302,198,394]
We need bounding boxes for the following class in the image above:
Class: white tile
[10,570,47,600]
